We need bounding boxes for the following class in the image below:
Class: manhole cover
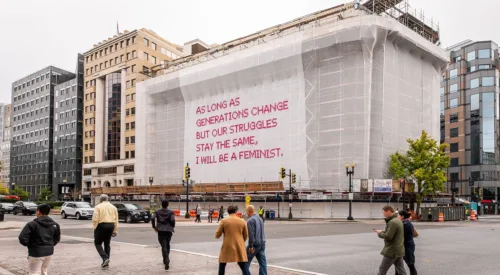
[60,240,89,244]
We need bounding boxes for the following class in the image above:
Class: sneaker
[101,259,110,268]
[165,260,170,270]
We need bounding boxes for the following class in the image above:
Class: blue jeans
[247,243,267,275]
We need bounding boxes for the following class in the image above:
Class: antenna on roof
[116,21,120,35]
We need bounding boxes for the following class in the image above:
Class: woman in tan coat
[215,205,250,275]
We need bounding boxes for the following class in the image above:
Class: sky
[0,0,498,104]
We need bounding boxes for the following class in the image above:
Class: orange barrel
[173,209,180,216]
[236,212,242,218]
[470,211,477,221]
[438,212,444,222]
[189,210,197,217]
[212,211,219,218]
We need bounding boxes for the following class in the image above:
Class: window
[126,81,131,89]
[131,79,136,87]
[450,158,459,167]
[132,36,136,44]
[450,143,459,153]
[131,122,135,129]
[449,69,457,79]
[126,95,131,103]
[478,64,490,70]
[126,123,130,130]
[127,52,131,60]
[131,151,135,158]
[126,137,129,144]
[131,108,135,115]
[450,83,458,93]
[126,109,130,116]
[85,144,89,151]
[144,52,149,61]
[131,136,135,144]
[440,87,444,96]
[151,56,156,64]
[131,93,136,101]
[144,38,149,46]
[470,78,479,89]
[467,51,476,61]
[121,41,124,48]
[482,76,495,87]
[132,65,136,72]
[478,49,491,59]
[450,112,458,123]
[126,151,129,158]
[449,98,458,108]
[151,42,157,50]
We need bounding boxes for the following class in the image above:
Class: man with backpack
[152,200,176,271]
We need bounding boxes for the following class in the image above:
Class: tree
[389,130,450,217]
[11,187,30,201]
[39,187,54,201]
[70,188,81,201]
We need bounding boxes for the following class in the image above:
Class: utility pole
[346,163,355,221]
[183,163,191,219]
[288,169,293,219]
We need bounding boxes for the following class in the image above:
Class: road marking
[61,235,326,275]
[0,266,16,275]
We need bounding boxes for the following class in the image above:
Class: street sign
[348,193,354,200]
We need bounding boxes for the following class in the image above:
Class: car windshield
[124,204,142,210]
[24,202,37,206]
[75,202,92,208]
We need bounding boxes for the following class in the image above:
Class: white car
[61,202,94,220]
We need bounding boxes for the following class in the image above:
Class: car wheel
[126,215,133,223]
[76,213,81,220]
[61,212,67,219]
[144,219,150,223]
[13,209,17,215]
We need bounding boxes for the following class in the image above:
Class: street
[2,214,500,274]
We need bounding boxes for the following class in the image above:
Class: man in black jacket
[18,204,61,275]
[152,200,176,271]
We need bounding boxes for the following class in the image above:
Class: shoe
[165,260,170,270]
[101,259,110,268]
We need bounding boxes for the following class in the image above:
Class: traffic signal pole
[184,163,191,219]
[288,169,293,219]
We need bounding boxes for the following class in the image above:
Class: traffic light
[184,165,191,180]
[291,173,296,184]
[280,167,286,179]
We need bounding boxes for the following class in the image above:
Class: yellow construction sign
[245,195,251,208]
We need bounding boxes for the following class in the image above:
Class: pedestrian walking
[258,206,265,222]
[215,205,250,275]
[208,205,214,223]
[217,205,224,223]
[152,200,176,271]
[246,205,267,275]
[374,205,407,275]
[92,194,118,269]
[195,204,201,223]
[18,204,60,275]
[396,210,417,275]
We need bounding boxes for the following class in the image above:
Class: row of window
[56,134,78,142]
[13,109,49,124]
[444,76,496,96]
[85,92,96,101]
[126,79,137,88]
[452,49,493,64]
[126,93,136,103]
[57,147,79,155]
[57,85,77,97]
[86,36,137,63]
[58,110,77,119]
[125,122,136,130]
[12,141,49,152]
[84,143,95,151]
[58,122,77,131]
[13,129,50,141]
[13,118,49,132]
[85,118,95,126]
[13,84,49,102]
[13,95,50,112]
[125,136,135,144]
[13,73,51,92]
[86,51,137,76]
[12,151,49,160]
[85,131,95,138]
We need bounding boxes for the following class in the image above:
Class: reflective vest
[259,208,264,215]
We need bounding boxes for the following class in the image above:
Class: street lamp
[400,179,405,209]
[346,163,355,221]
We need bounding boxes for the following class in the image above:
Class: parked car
[112,203,150,223]
[61,202,94,220]
[0,203,14,213]
[12,201,37,215]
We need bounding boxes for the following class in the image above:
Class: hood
[34,216,57,227]
[156,208,174,219]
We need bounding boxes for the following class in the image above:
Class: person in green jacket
[374,205,407,275]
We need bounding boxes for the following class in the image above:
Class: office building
[82,29,183,195]
[134,2,448,192]
[11,67,75,199]
[0,104,11,185]
[441,40,500,214]
[53,54,84,199]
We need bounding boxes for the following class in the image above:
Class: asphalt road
[4,214,500,275]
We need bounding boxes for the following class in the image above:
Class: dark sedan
[113,203,151,223]
[13,201,37,215]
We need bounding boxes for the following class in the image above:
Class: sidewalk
[0,235,300,275]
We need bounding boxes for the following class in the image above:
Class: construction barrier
[421,206,466,222]
[189,210,197,217]
[173,209,180,216]
[237,212,242,218]
[470,210,477,221]
[212,211,219,218]
[438,212,444,222]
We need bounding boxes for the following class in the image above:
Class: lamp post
[400,179,405,209]
[149,177,153,210]
[346,163,355,221]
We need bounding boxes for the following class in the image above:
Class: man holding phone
[374,205,407,275]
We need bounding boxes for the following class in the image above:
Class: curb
[0,266,15,275]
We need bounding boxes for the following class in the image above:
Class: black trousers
[94,223,115,261]
[218,262,249,275]
[195,214,201,222]
[208,214,213,223]
[157,231,173,265]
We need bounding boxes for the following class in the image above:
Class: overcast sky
[0,0,497,104]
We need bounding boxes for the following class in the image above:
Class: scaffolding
[361,0,440,44]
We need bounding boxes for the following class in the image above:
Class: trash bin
[269,210,275,220]
[0,208,5,222]
[265,210,270,219]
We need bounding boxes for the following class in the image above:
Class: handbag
[413,228,419,238]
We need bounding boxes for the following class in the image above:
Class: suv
[0,203,14,214]
[13,201,37,215]
[61,202,94,220]
[113,203,151,223]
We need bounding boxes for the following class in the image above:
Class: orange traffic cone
[470,211,477,221]
[438,212,444,222]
